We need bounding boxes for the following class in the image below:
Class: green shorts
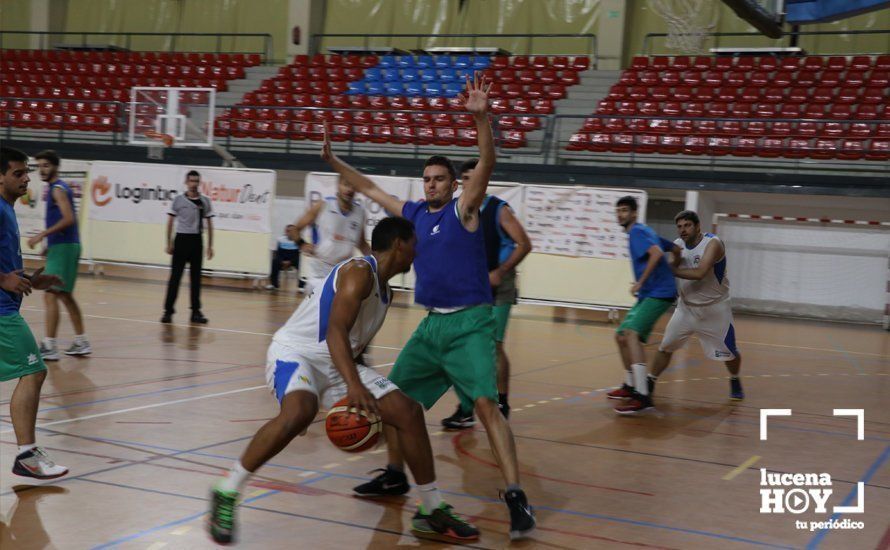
[493,270,518,306]
[45,242,81,293]
[0,313,46,382]
[388,305,498,412]
[617,297,674,343]
[492,304,512,343]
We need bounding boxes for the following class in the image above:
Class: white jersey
[273,256,391,358]
[674,233,730,307]
[311,197,366,273]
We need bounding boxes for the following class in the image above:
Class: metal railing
[642,29,890,57]
[0,31,273,63]
[311,33,597,68]
[1,99,887,174]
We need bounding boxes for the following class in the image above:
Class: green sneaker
[208,483,238,544]
[411,502,480,542]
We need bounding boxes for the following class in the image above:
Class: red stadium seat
[865,139,890,160]
[826,56,846,71]
[849,56,871,71]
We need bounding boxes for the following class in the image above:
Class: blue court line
[0,434,254,499]
[89,486,283,549]
[83,474,491,550]
[827,335,865,375]
[37,374,262,413]
[806,444,890,549]
[73,434,795,549]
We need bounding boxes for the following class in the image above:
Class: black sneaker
[441,405,475,430]
[160,312,172,324]
[504,489,536,540]
[208,483,238,544]
[352,467,410,497]
[730,377,745,401]
[191,312,209,324]
[411,502,480,542]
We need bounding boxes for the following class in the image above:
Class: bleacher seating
[214,54,590,148]
[0,49,261,132]
[568,54,889,160]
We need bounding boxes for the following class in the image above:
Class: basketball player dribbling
[207,218,479,544]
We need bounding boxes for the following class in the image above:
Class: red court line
[876,525,890,550]
[452,431,656,497]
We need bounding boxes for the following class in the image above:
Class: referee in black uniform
[161,170,214,324]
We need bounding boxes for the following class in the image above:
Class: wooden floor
[2,271,889,550]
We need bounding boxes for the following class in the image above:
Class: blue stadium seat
[438,68,458,83]
[384,81,406,96]
[366,80,385,95]
[380,68,401,82]
[433,56,453,69]
[443,82,464,97]
[378,55,398,69]
[453,55,471,69]
[471,55,490,70]
[454,69,472,82]
[396,55,415,68]
[423,82,443,97]
[415,55,434,69]
[347,81,366,95]
[405,81,424,96]
[364,67,382,81]
[401,68,420,82]
[420,69,438,83]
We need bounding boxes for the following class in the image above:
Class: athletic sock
[730,375,740,380]
[498,393,509,407]
[647,374,658,394]
[43,337,56,349]
[417,482,444,512]
[218,461,251,494]
[74,334,88,344]
[17,443,37,456]
[386,463,404,474]
[625,370,634,388]
[632,363,649,396]
[506,483,522,493]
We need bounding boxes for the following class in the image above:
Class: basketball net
[144,130,174,160]
[649,0,718,54]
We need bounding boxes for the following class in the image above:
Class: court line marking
[20,305,889,358]
[19,307,405,351]
[0,386,265,434]
[723,455,761,481]
[169,526,190,536]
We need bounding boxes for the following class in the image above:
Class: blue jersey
[628,223,676,299]
[480,195,517,271]
[0,199,23,314]
[45,180,79,246]
[402,198,492,308]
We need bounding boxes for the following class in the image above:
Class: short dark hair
[372,217,415,251]
[1,147,28,174]
[459,158,478,176]
[674,210,700,225]
[186,170,201,180]
[35,149,60,167]
[423,155,457,181]
[616,195,638,211]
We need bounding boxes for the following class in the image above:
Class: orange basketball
[325,397,382,452]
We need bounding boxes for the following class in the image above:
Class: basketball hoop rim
[144,130,175,148]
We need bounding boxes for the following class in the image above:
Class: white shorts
[659,299,739,361]
[265,341,398,409]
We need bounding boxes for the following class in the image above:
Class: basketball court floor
[2,272,888,549]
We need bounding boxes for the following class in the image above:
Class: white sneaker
[64,341,92,356]
[265,284,277,290]
[39,343,60,361]
[12,447,69,479]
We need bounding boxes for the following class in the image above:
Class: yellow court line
[146,543,167,550]
[723,455,761,481]
[170,526,191,536]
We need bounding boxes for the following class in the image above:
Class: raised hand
[320,121,334,163]
[457,72,492,116]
